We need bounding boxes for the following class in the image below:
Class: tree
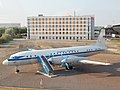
[5,28,15,38]
[0,28,5,37]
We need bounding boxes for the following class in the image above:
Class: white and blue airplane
[2,30,111,76]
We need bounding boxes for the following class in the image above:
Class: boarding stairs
[37,55,57,78]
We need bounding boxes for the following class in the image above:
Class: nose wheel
[15,66,20,74]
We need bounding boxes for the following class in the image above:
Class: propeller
[60,55,70,70]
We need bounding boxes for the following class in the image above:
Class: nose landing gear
[15,66,20,74]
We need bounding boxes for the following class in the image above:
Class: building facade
[27,15,95,40]
[0,23,21,28]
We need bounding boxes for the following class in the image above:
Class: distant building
[94,26,104,39]
[0,23,21,28]
[112,23,120,35]
[27,14,95,40]
[105,24,120,38]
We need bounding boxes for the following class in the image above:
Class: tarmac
[0,39,120,90]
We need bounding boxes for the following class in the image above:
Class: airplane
[2,30,111,77]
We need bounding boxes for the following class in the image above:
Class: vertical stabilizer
[96,28,106,49]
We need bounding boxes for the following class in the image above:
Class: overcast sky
[0,0,120,26]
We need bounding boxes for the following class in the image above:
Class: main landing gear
[65,65,73,70]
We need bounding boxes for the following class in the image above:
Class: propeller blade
[65,63,70,70]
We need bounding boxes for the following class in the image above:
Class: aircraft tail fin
[95,28,107,49]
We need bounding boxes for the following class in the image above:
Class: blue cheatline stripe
[8,57,37,61]
[8,50,103,61]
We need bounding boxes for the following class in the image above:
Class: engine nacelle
[48,55,83,65]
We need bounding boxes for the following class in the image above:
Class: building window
[42,37,44,39]
[39,36,41,39]
[59,37,61,39]
[32,32,34,35]
[39,18,41,21]
[66,37,68,39]
[42,18,44,21]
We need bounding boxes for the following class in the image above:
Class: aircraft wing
[70,56,111,66]
[78,59,111,65]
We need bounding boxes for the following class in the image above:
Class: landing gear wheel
[16,69,20,73]
[15,66,20,74]
[69,66,73,70]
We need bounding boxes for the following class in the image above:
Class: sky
[0,0,120,26]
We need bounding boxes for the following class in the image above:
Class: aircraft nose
[2,59,8,65]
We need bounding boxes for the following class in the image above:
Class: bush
[0,28,5,37]
[5,28,15,38]
[0,38,4,44]
[0,34,13,43]
[14,34,22,38]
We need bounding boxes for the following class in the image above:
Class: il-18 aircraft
[2,30,111,77]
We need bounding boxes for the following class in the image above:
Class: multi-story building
[27,14,95,40]
[0,23,21,28]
